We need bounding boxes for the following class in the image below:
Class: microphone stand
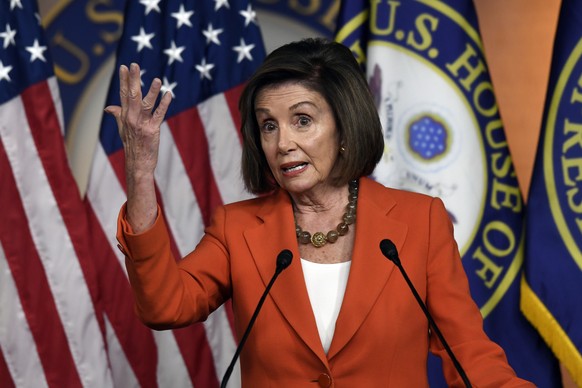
[220,249,293,388]
[380,239,472,388]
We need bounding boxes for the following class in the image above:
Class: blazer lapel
[328,178,408,359]
[243,189,329,365]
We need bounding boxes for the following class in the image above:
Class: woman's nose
[277,126,296,153]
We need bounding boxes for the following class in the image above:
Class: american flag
[0,0,113,387]
[84,0,265,386]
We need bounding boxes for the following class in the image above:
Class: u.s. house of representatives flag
[0,0,113,387]
[84,0,265,386]
[335,0,561,386]
[522,0,582,385]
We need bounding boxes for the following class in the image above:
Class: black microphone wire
[380,239,472,388]
[220,249,293,388]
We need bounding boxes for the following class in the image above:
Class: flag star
[171,4,194,29]
[0,24,17,49]
[10,0,23,10]
[233,38,255,63]
[0,60,13,82]
[139,0,161,15]
[195,58,215,80]
[163,40,186,65]
[25,39,48,62]
[202,23,223,45]
[131,27,155,52]
[214,0,230,11]
[161,76,177,98]
[239,4,257,27]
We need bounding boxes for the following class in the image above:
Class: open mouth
[282,162,307,173]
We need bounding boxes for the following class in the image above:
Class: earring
[340,145,346,153]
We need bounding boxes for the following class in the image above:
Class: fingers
[126,63,144,125]
[151,87,173,128]
[113,63,171,133]
[104,105,124,137]
[142,77,162,114]
[119,64,130,121]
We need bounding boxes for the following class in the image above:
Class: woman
[110,38,533,387]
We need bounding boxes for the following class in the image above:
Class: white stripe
[204,306,240,386]
[0,242,49,388]
[88,142,194,387]
[156,121,205,251]
[153,331,194,388]
[104,315,139,388]
[47,77,65,137]
[85,145,141,386]
[0,97,113,388]
[199,94,253,205]
[86,144,128,269]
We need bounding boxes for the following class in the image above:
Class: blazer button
[318,373,332,387]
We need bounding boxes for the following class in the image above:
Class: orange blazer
[117,177,533,387]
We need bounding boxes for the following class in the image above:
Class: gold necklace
[294,180,358,248]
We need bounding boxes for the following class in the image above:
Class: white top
[300,259,351,354]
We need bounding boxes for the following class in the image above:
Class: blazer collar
[327,178,408,359]
[243,178,409,363]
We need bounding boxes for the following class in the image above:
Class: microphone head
[276,249,293,272]
[380,239,400,265]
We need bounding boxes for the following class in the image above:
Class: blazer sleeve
[426,198,534,387]
[116,203,232,329]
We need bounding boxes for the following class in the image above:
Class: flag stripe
[0,242,47,388]
[0,345,16,388]
[20,79,113,387]
[167,108,223,226]
[224,84,245,144]
[85,201,160,387]
[0,107,82,388]
[155,122,206,251]
[199,92,252,205]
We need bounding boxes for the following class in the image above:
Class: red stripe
[108,149,127,193]
[0,349,16,388]
[167,108,223,226]
[85,201,160,388]
[0,138,83,388]
[172,325,220,387]
[20,80,107,339]
[224,84,246,144]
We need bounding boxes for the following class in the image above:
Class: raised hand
[105,63,172,232]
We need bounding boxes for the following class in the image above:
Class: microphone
[379,239,472,388]
[220,249,293,388]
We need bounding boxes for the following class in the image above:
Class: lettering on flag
[336,0,522,317]
[335,1,561,385]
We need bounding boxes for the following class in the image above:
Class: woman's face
[255,82,340,196]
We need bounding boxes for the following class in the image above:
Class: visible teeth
[283,163,306,172]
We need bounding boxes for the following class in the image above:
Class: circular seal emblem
[543,36,582,270]
[337,0,525,317]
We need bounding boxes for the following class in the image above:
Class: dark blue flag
[334,0,561,386]
[523,0,582,385]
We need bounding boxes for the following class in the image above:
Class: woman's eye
[261,122,276,132]
[298,116,311,126]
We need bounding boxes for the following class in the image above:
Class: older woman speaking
[109,38,533,387]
